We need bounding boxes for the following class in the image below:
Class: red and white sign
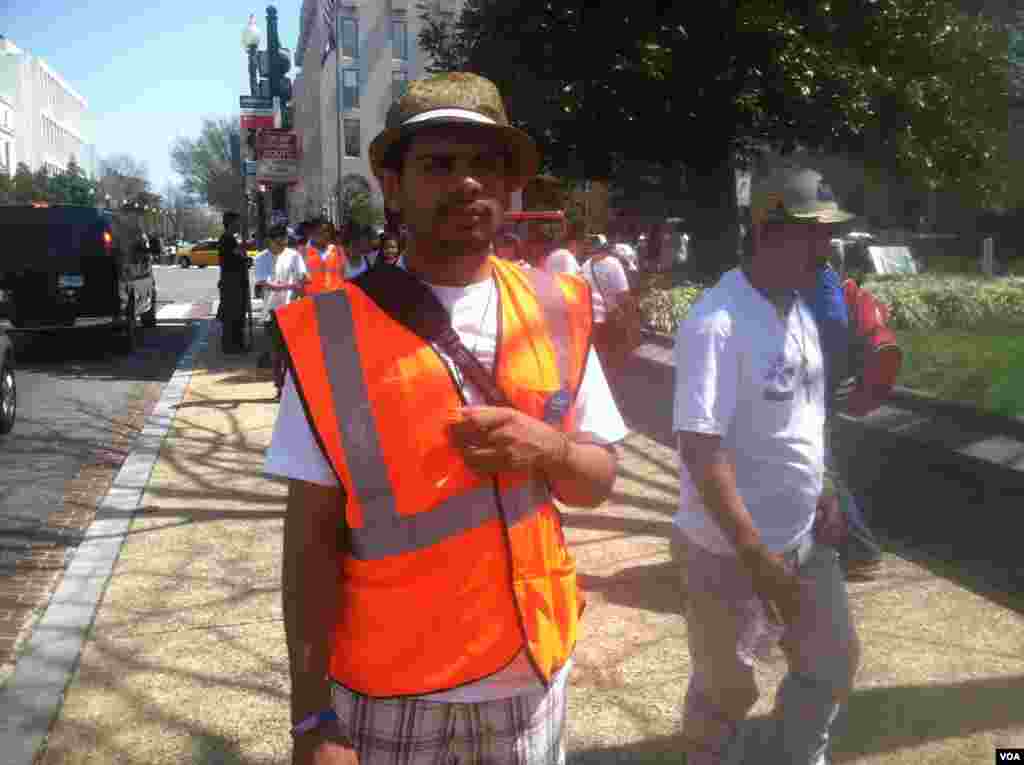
[256,129,299,161]
[241,112,275,130]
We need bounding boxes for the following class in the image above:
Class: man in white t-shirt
[253,224,307,397]
[265,72,626,764]
[581,244,633,384]
[543,243,580,276]
[673,166,859,765]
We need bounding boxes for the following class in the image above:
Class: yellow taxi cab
[177,239,259,269]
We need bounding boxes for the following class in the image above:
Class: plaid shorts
[329,678,567,765]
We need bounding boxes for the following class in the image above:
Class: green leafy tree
[419,0,1011,277]
[0,172,11,205]
[31,167,54,204]
[49,158,98,205]
[340,188,385,230]
[11,162,34,204]
[170,117,243,212]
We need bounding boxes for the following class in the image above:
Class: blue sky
[5,0,300,194]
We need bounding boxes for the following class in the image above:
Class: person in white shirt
[581,244,633,382]
[673,165,859,765]
[543,244,580,276]
[253,224,308,397]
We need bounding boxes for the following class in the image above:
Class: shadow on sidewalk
[568,734,685,764]
[175,397,280,409]
[612,358,676,449]
[577,560,683,617]
[832,673,1024,763]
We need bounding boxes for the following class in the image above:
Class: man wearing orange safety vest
[265,72,626,764]
[303,219,345,295]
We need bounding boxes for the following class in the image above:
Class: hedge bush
[925,255,1024,277]
[639,273,1024,335]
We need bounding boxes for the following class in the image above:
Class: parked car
[0,204,156,352]
[0,328,15,434]
[178,239,218,268]
[178,239,258,268]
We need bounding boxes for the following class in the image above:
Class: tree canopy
[0,159,98,206]
[419,0,1012,275]
[170,117,243,212]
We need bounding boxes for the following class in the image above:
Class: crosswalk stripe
[156,303,195,321]
[154,300,263,322]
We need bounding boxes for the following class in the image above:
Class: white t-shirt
[253,248,307,319]
[672,268,825,556]
[544,248,580,276]
[265,265,628,702]
[583,256,630,323]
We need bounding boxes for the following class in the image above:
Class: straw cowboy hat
[369,72,539,192]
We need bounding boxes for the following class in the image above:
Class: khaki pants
[679,537,860,764]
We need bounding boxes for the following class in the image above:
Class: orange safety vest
[304,244,345,295]
[276,256,593,698]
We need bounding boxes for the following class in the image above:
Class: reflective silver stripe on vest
[317,293,397,518]
[524,269,572,392]
[313,291,551,561]
[346,480,549,560]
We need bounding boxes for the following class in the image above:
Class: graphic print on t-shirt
[762,351,802,401]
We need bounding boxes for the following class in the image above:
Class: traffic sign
[240,95,273,110]
[255,159,300,184]
[241,112,275,130]
[255,129,299,161]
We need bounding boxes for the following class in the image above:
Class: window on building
[392,70,408,103]
[339,15,358,59]
[343,119,360,157]
[342,68,360,110]
[392,17,408,61]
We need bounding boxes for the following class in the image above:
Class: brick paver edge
[0,319,214,765]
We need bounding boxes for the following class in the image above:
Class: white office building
[0,36,95,180]
[291,0,471,223]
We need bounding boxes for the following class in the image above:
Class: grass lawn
[896,329,1024,418]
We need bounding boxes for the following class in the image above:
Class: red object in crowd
[842,278,903,417]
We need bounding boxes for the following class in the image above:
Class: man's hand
[448,406,568,476]
[813,491,847,548]
[738,544,803,628]
[292,724,358,764]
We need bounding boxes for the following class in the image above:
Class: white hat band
[402,108,498,127]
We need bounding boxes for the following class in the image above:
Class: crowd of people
[208,71,882,765]
[214,214,407,396]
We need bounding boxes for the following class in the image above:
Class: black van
[0,205,157,351]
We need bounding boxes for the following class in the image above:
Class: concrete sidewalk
[8,329,1024,764]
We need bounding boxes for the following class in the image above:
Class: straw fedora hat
[369,72,539,192]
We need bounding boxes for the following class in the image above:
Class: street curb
[0,319,213,765]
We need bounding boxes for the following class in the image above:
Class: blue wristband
[291,709,339,737]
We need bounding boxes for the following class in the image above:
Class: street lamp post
[241,14,263,243]
[242,15,260,97]
[265,5,289,224]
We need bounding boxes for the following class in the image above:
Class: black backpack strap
[350,263,512,408]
